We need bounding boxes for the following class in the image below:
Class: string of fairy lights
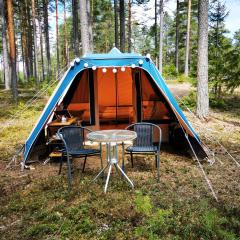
[69,54,151,73]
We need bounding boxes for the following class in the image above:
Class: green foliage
[163,64,178,78]
[179,91,196,109]
[26,223,58,237]
[134,191,152,216]
[223,30,240,91]
[208,1,240,95]
[92,0,115,53]
[200,208,227,238]
[40,80,58,96]
[209,94,227,109]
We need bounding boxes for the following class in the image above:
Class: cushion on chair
[67,149,101,156]
[126,146,158,153]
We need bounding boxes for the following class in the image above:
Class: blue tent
[23,48,207,166]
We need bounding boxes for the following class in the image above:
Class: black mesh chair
[124,122,162,182]
[57,126,102,187]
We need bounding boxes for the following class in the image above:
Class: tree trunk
[128,0,132,52]
[196,0,209,118]
[119,0,125,52]
[26,0,34,77]
[35,0,44,81]
[86,0,93,52]
[43,0,51,79]
[63,0,69,65]
[55,0,60,77]
[39,21,45,81]
[31,0,39,85]
[155,0,158,67]
[21,34,27,81]
[0,0,11,90]
[175,0,179,73]
[72,0,79,56]
[6,0,18,101]
[22,0,31,80]
[114,0,119,48]
[22,18,30,80]
[80,0,92,55]
[184,0,191,76]
[159,0,164,74]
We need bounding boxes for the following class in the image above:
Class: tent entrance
[63,68,176,140]
[97,67,134,128]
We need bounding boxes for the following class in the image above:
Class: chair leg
[82,155,87,173]
[67,155,73,189]
[157,153,160,182]
[58,154,63,175]
[130,152,133,168]
[100,145,103,170]
[155,154,157,168]
[121,142,125,170]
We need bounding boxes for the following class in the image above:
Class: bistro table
[87,129,137,193]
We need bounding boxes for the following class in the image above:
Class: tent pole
[115,71,118,123]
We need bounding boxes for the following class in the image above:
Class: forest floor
[0,82,239,240]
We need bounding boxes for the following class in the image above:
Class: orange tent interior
[61,67,177,143]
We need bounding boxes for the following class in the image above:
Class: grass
[0,88,240,239]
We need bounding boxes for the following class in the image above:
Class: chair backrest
[57,126,91,152]
[126,122,162,148]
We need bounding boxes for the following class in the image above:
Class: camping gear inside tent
[22,48,207,166]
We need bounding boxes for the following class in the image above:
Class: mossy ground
[0,86,239,240]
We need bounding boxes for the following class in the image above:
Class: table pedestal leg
[93,142,134,193]
[115,164,134,188]
[104,164,112,193]
[93,163,109,182]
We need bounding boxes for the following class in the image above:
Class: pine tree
[175,0,179,73]
[209,0,229,96]
[31,0,39,84]
[55,0,60,76]
[114,0,119,48]
[158,0,164,73]
[72,0,80,56]
[0,0,11,90]
[6,0,18,101]
[80,0,93,54]
[119,0,126,52]
[43,0,52,79]
[197,0,209,118]
[184,0,191,76]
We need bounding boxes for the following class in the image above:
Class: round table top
[87,129,137,143]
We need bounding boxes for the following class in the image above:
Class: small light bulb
[138,59,144,65]
[121,67,126,72]
[70,62,75,68]
[146,53,151,59]
[84,63,88,68]
[92,66,97,70]
[102,68,107,73]
[112,68,117,73]
[131,64,136,68]
[75,58,80,63]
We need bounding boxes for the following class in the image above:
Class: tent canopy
[23,48,207,165]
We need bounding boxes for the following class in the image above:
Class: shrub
[134,191,152,216]
[26,223,58,237]
[163,64,178,78]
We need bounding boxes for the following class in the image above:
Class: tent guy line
[0,63,70,134]
[174,93,240,168]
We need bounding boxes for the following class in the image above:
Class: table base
[93,143,134,193]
